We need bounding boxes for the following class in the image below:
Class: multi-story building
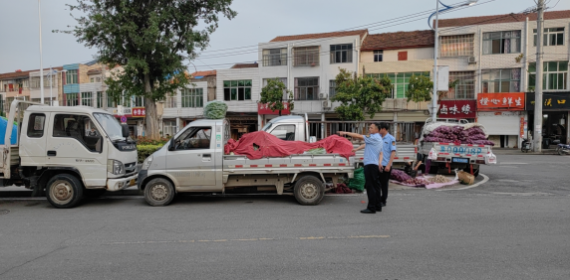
[0,67,65,113]
[216,29,368,140]
[360,30,434,140]
[438,10,570,148]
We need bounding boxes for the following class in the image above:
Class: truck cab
[1,101,138,208]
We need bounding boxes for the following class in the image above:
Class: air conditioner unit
[322,100,331,109]
[319,93,327,100]
[467,56,477,64]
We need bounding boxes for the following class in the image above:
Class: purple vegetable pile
[390,169,412,182]
[422,125,494,146]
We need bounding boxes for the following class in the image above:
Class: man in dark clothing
[339,123,383,214]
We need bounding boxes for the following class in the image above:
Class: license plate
[452,157,469,163]
[129,179,136,186]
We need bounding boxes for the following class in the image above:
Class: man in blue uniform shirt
[378,123,397,207]
[339,123,383,214]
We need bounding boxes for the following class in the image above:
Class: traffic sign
[120,116,127,123]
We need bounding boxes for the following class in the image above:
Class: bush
[137,144,165,163]
[135,136,170,146]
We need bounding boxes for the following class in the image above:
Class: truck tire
[294,176,325,205]
[46,173,84,208]
[144,178,175,206]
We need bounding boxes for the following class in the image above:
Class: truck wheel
[144,178,175,206]
[46,174,84,208]
[294,176,325,205]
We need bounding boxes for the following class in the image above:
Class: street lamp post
[428,0,478,121]
[38,0,45,104]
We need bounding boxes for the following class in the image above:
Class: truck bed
[0,146,20,177]
[223,154,354,175]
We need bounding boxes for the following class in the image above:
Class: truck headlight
[141,155,153,170]
[107,160,125,175]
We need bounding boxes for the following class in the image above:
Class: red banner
[132,107,146,117]
[258,102,291,115]
[477,92,525,111]
[438,100,477,119]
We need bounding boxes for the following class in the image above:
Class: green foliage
[135,136,170,146]
[137,144,164,163]
[331,68,391,121]
[259,78,294,115]
[60,0,237,138]
[406,74,433,102]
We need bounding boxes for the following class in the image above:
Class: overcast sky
[1,0,569,74]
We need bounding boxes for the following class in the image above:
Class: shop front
[438,100,477,122]
[477,93,525,148]
[114,106,146,137]
[526,92,570,148]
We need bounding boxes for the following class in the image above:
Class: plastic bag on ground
[347,167,365,191]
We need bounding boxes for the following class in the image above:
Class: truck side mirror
[121,124,129,138]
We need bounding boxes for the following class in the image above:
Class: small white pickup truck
[138,118,355,206]
[0,101,138,208]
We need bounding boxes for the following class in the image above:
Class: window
[90,77,94,83]
[374,50,383,62]
[330,44,353,64]
[269,124,295,141]
[398,51,408,61]
[66,70,78,84]
[107,94,116,108]
[134,96,144,107]
[53,114,102,153]
[443,71,475,99]
[534,28,565,46]
[262,78,288,100]
[66,93,78,106]
[293,46,319,67]
[262,48,287,66]
[439,34,474,57]
[294,77,319,100]
[329,80,337,99]
[528,61,568,91]
[481,69,521,93]
[164,94,177,108]
[81,92,92,107]
[367,72,430,99]
[163,120,177,136]
[223,80,252,101]
[32,98,53,105]
[483,31,521,54]
[27,113,45,138]
[181,88,203,107]
[96,92,103,108]
[172,127,211,150]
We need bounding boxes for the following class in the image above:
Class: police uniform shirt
[381,133,397,166]
[363,133,383,166]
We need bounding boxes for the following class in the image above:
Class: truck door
[46,114,107,187]
[268,124,296,141]
[166,126,218,191]
[20,113,48,166]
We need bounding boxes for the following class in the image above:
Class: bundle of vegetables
[404,177,429,188]
[427,175,451,184]
[305,147,326,155]
[422,123,494,146]
[332,183,354,194]
[347,167,365,191]
[390,169,412,182]
[203,101,228,119]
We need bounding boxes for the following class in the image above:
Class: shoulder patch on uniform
[366,134,370,138]
[392,141,396,146]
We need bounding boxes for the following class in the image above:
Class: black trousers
[364,164,382,211]
[379,168,392,204]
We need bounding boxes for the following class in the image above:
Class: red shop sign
[477,92,525,111]
[258,102,291,115]
[438,100,477,119]
[132,107,146,117]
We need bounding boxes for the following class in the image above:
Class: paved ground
[0,154,569,279]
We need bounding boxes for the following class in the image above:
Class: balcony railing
[262,54,287,67]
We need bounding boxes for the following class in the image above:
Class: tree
[406,74,459,105]
[331,68,391,121]
[259,78,294,116]
[61,0,237,139]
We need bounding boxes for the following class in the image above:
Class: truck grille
[124,162,137,173]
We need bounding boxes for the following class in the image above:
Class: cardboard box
[457,171,475,185]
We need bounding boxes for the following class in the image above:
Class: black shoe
[381,202,386,207]
[360,209,376,214]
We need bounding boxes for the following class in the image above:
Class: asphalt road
[0,154,569,280]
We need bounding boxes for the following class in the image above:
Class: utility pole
[534,0,544,152]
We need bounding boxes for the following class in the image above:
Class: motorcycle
[556,143,570,155]
[521,138,532,153]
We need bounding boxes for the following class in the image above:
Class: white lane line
[438,173,489,191]
[499,162,529,165]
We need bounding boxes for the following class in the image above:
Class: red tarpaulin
[224,131,354,160]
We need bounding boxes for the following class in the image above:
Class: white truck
[417,118,497,177]
[137,118,355,206]
[260,115,417,168]
[0,101,138,208]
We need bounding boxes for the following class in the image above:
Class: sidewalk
[492,148,557,155]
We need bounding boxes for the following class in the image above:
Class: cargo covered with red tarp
[224,131,354,160]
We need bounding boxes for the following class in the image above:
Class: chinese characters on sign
[257,102,291,115]
[132,107,146,117]
[438,100,477,119]
[477,93,525,111]
[526,92,570,110]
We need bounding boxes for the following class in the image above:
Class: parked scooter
[521,138,532,153]
[556,143,570,155]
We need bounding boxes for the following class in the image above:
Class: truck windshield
[93,113,124,141]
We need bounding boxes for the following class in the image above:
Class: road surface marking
[105,235,390,245]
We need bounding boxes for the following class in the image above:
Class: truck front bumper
[107,173,138,192]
